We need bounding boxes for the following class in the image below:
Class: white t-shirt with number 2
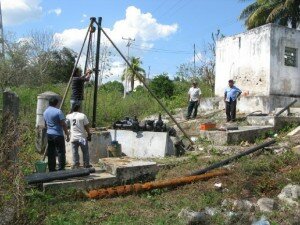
[188,87,202,102]
[66,112,89,142]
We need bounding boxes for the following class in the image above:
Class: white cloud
[80,14,88,23]
[54,6,178,81]
[48,8,62,16]
[2,0,43,26]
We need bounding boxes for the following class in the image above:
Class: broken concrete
[247,115,300,129]
[200,126,273,145]
[99,157,159,182]
[43,158,159,192]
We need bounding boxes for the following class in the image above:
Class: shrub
[149,73,175,99]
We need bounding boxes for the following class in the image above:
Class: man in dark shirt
[70,68,92,110]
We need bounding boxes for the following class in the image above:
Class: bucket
[35,161,47,173]
[107,141,122,157]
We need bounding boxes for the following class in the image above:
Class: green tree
[149,73,174,99]
[121,57,146,93]
[47,47,77,83]
[239,0,300,29]
[100,81,124,93]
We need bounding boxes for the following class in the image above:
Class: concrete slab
[108,130,175,158]
[99,157,159,183]
[274,107,300,116]
[43,170,118,192]
[200,126,273,145]
[43,158,160,192]
[66,130,112,165]
[247,116,300,129]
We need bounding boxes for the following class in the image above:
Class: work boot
[71,164,79,169]
[84,164,93,169]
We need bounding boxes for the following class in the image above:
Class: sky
[2,0,250,82]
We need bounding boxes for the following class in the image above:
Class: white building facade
[215,24,300,113]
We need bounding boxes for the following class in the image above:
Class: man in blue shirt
[44,97,70,171]
[224,80,242,122]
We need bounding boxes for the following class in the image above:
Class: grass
[2,82,300,224]
[19,148,299,225]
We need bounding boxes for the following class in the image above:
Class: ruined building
[215,24,300,113]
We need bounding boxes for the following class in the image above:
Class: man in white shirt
[66,104,92,169]
[186,81,202,119]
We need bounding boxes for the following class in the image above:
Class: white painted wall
[215,24,300,98]
[215,24,272,97]
[270,24,300,96]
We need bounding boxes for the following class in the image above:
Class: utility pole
[0,1,5,58]
[122,37,135,95]
[148,66,150,81]
[193,43,196,79]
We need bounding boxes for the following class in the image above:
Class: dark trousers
[47,134,66,172]
[187,101,199,119]
[226,100,237,122]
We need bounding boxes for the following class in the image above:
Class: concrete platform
[99,157,159,183]
[43,169,117,192]
[247,116,300,128]
[108,129,175,158]
[200,126,273,145]
[66,130,112,165]
[43,158,159,192]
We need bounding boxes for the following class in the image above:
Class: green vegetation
[121,57,146,92]
[239,0,300,29]
[149,73,175,99]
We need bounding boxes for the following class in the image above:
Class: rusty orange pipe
[87,169,229,199]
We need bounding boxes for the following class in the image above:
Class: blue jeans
[71,140,90,167]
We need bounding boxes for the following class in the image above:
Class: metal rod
[60,18,95,110]
[190,139,276,176]
[100,28,195,146]
[83,31,93,114]
[92,17,102,128]
[42,19,95,162]
[275,100,297,117]
[87,169,229,199]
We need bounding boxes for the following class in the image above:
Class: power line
[131,43,191,55]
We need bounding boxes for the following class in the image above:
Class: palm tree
[239,0,300,29]
[121,57,146,93]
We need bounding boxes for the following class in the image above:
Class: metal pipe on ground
[25,168,96,185]
[190,139,276,176]
[275,100,297,117]
[87,169,229,199]
[100,28,195,148]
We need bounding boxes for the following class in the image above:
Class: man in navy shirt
[224,80,242,122]
[44,97,70,171]
[70,68,92,110]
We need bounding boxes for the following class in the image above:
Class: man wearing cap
[186,81,202,119]
[224,80,242,122]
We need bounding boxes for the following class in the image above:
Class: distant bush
[149,73,174,99]
[100,81,124,94]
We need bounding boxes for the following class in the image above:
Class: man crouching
[66,104,92,169]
